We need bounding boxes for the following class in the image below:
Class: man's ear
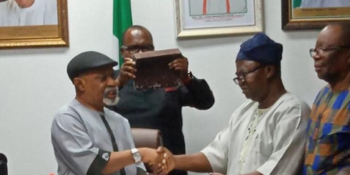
[73,77,85,91]
[265,65,275,78]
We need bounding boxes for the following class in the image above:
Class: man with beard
[304,23,350,175]
[158,33,310,175]
[51,51,166,175]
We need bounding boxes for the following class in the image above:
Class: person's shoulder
[0,1,7,7]
[275,92,311,117]
[313,85,330,100]
[279,92,306,105]
[233,99,257,114]
[47,0,57,3]
[238,99,256,109]
[45,0,57,8]
[104,107,129,123]
[0,2,8,13]
[53,100,81,121]
[318,85,329,92]
[34,0,56,10]
[37,0,57,11]
[38,0,56,5]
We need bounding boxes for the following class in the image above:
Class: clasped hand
[141,146,175,175]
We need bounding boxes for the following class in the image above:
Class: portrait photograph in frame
[0,0,69,48]
[175,0,263,39]
[282,0,350,30]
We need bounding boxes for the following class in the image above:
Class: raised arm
[169,56,215,109]
[115,57,136,88]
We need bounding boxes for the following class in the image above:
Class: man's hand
[138,148,163,165]
[168,57,189,79]
[148,163,165,175]
[156,146,176,174]
[138,147,168,175]
[116,57,136,87]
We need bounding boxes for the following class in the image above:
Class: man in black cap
[157,33,310,175]
[110,25,215,175]
[51,51,166,175]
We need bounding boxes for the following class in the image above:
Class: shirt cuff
[256,160,276,175]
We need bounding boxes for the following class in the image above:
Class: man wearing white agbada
[0,0,57,27]
[159,33,310,175]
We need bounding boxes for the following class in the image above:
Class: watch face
[134,152,141,162]
[132,148,142,163]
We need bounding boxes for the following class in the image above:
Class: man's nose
[312,52,321,60]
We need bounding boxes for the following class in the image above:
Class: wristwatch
[187,70,193,79]
[131,148,142,163]
[182,70,193,84]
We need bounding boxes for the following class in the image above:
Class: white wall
[0,0,325,175]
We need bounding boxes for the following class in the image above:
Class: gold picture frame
[282,0,350,30]
[0,0,69,48]
[175,0,264,39]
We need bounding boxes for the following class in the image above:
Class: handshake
[138,146,176,175]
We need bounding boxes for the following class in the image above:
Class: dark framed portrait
[282,0,350,30]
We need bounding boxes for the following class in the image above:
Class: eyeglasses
[121,45,154,54]
[233,65,264,85]
[309,46,350,58]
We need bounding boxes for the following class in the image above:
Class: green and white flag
[113,0,133,67]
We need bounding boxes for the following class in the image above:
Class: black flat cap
[67,51,118,81]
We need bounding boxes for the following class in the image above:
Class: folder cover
[132,48,182,90]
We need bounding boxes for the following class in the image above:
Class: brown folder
[132,48,182,90]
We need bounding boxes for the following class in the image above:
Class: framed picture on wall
[174,0,263,39]
[282,0,350,30]
[0,0,69,48]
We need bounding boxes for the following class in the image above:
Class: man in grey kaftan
[51,51,165,175]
